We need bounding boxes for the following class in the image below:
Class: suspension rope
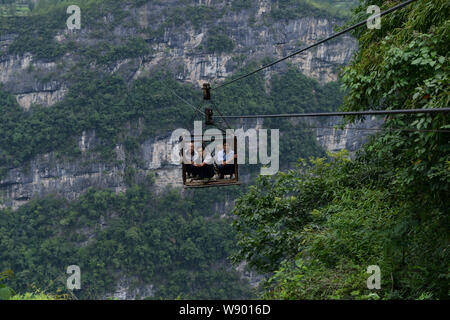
[300,125,450,134]
[212,0,418,91]
[220,108,450,119]
[161,77,206,117]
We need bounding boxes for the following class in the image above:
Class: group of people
[183,142,236,180]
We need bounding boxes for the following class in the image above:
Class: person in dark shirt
[184,143,200,178]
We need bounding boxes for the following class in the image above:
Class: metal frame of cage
[181,134,239,188]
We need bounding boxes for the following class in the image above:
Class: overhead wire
[211,0,418,91]
[210,99,232,130]
[220,107,450,119]
[160,76,206,117]
[156,75,234,132]
[298,124,450,134]
[160,0,445,134]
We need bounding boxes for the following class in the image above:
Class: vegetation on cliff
[0,66,343,178]
[3,0,445,301]
[0,1,354,300]
[0,178,256,299]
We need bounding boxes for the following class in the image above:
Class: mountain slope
[0,0,366,299]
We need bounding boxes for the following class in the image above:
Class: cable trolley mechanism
[180,83,239,188]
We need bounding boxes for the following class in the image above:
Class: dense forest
[0,0,448,300]
[0,178,257,299]
[232,0,449,299]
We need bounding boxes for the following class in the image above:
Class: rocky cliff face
[0,0,365,209]
[0,117,379,210]
[312,116,383,153]
[0,1,357,109]
[0,52,67,110]
[133,12,357,86]
[0,1,371,299]
[0,129,177,209]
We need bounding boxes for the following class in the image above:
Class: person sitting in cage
[193,146,215,180]
[184,142,200,178]
[216,142,236,179]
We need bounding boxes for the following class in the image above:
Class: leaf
[0,287,13,300]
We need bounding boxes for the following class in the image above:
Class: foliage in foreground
[232,149,448,300]
[8,293,57,300]
[231,0,449,300]
[1,270,58,300]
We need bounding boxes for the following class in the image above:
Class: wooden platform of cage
[184,178,240,188]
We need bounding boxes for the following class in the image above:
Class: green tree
[231,0,449,300]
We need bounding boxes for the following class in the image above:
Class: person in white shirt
[216,142,236,179]
[194,146,215,179]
